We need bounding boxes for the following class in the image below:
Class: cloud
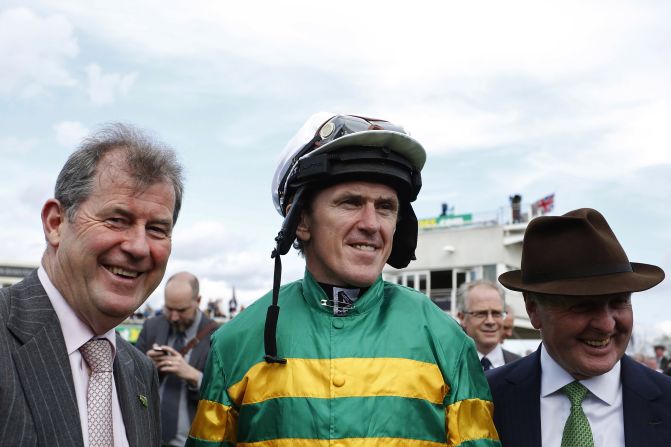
[0,7,78,96]
[85,63,137,105]
[86,64,137,105]
[54,120,88,147]
[0,136,38,155]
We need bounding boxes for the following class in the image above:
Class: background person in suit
[488,208,671,447]
[0,123,184,446]
[653,344,669,372]
[457,280,521,370]
[136,271,217,446]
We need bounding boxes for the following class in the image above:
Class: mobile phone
[154,346,172,356]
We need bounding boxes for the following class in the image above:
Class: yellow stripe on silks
[189,399,238,443]
[238,437,447,447]
[445,398,499,446]
[228,358,448,406]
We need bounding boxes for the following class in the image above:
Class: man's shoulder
[382,280,463,326]
[487,349,538,387]
[622,354,671,392]
[116,334,154,371]
[140,314,168,329]
[502,347,522,362]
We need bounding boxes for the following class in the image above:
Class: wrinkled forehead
[310,180,399,204]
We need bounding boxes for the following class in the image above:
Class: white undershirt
[39,266,130,447]
[478,343,505,369]
[539,344,624,447]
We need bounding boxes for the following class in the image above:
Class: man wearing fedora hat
[487,208,671,446]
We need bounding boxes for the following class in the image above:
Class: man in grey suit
[457,280,521,370]
[135,272,218,446]
[0,123,184,446]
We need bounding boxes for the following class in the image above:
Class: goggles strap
[264,248,287,364]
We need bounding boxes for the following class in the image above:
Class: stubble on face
[298,181,398,288]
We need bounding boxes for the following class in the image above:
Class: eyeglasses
[463,309,507,320]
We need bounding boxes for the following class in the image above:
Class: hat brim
[309,130,426,171]
[498,262,665,295]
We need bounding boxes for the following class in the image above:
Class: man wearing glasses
[457,281,520,371]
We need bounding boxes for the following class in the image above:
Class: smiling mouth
[105,265,140,278]
[584,338,610,348]
[351,244,377,252]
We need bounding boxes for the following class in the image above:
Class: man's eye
[106,217,126,226]
[148,226,170,238]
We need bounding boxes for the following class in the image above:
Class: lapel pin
[138,394,148,408]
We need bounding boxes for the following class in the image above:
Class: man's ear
[524,297,542,330]
[42,199,65,247]
[456,312,465,325]
[295,207,311,243]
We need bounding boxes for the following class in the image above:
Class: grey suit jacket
[502,347,521,364]
[135,311,216,421]
[0,270,161,447]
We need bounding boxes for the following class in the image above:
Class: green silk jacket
[187,271,501,447]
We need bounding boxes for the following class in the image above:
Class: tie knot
[480,356,493,371]
[80,339,113,373]
[563,381,588,406]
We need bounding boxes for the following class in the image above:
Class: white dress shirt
[539,344,625,447]
[39,266,130,447]
[478,343,505,369]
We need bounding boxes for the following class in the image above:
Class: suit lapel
[621,355,667,445]
[8,272,84,447]
[156,317,171,346]
[114,337,155,447]
[503,349,542,446]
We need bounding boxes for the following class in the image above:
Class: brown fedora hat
[499,208,664,295]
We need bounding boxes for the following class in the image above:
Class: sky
[1,1,670,341]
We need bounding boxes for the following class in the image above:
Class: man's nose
[590,304,616,332]
[358,203,381,232]
[121,225,151,258]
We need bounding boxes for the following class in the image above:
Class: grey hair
[456,279,505,313]
[166,271,200,299]
[55,122,184,224]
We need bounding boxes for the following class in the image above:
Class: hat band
[522,262,633,284]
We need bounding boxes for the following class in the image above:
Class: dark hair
[55,122,184,224]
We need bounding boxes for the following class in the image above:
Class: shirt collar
[540,343,621,405]
[479,343,505,366]
[38,265,117,356]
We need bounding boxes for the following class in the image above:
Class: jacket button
[333,375,346,387]
[332,319,344,329]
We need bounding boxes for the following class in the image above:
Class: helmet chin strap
[263,188,307,364]
[263,246,286,364]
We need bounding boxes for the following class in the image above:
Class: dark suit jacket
[0,270,161,447]
[502,347,521,364]
[486,346,671,446]
[134,311,216,421]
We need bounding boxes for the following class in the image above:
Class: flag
[533,193,555,214]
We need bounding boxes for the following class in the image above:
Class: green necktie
[561,381,594,447]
